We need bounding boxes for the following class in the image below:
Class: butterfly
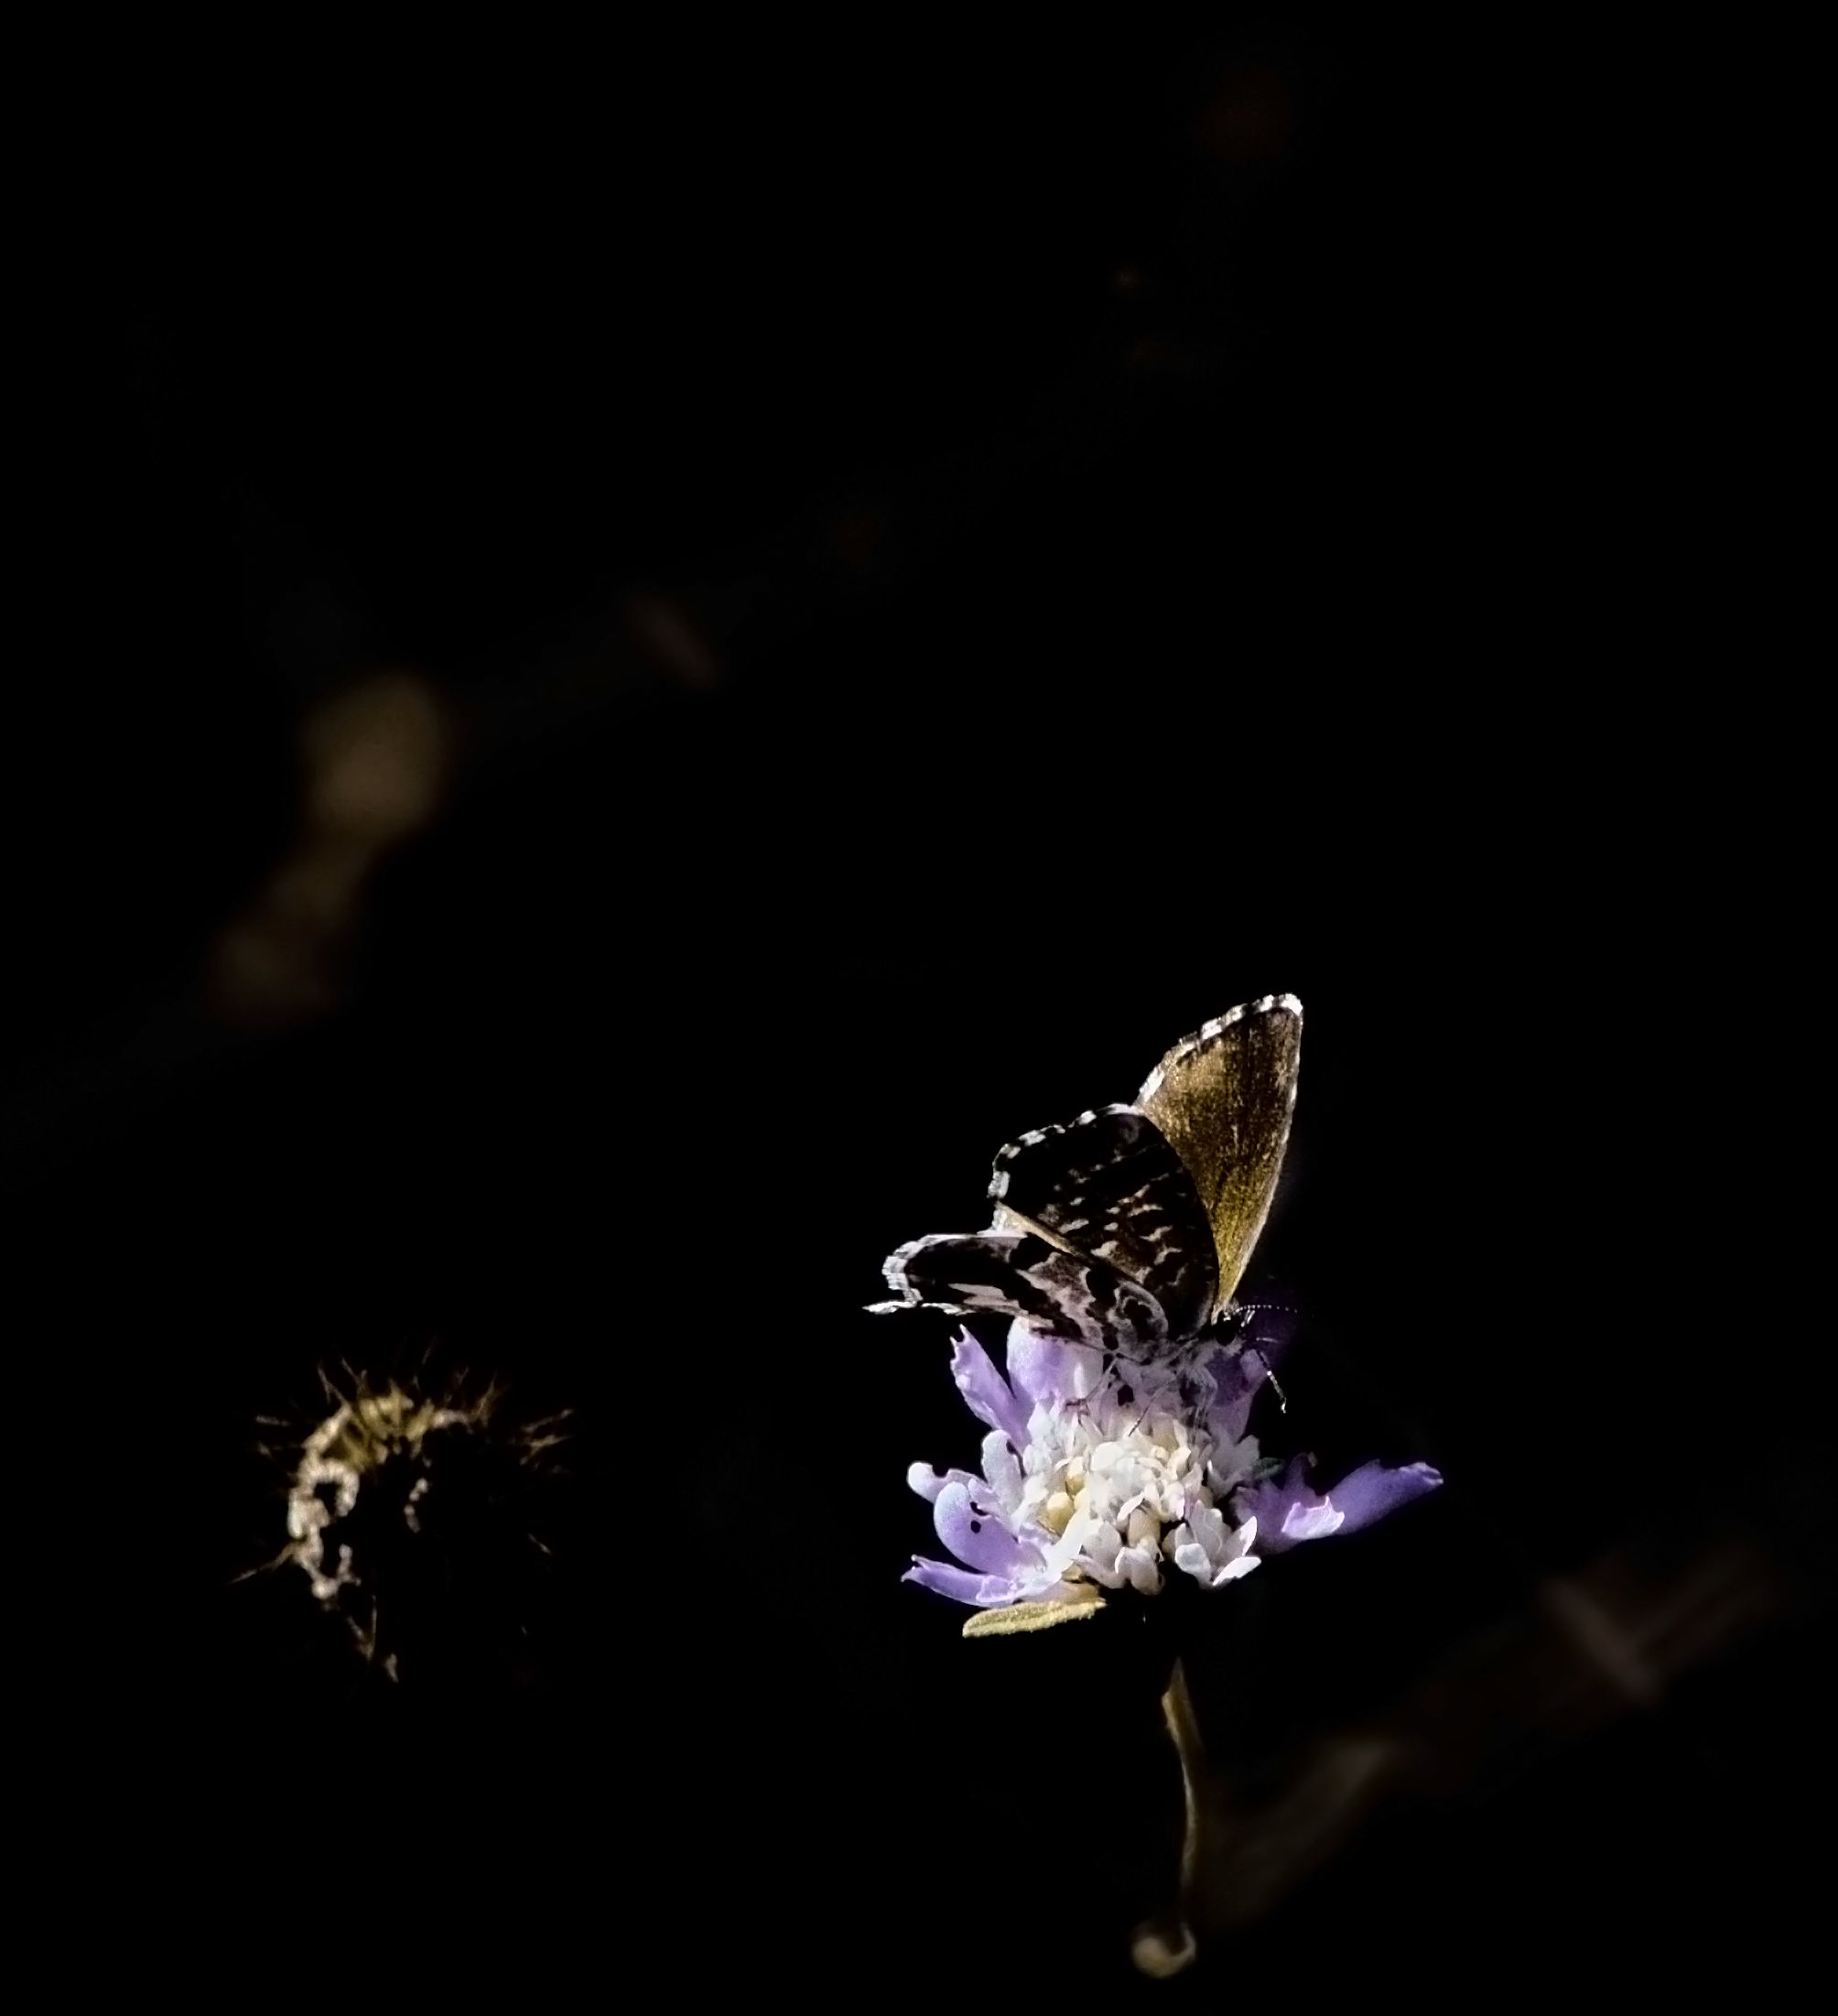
[870,995,1302,1362]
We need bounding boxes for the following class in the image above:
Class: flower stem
[1130,1654,1206,1978]
[1165,1655,1206,1905]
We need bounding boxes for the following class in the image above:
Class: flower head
[906,1317,1439,1619]
[265,1362,571,1681]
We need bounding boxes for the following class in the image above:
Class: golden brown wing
[1134,994,1302,1319]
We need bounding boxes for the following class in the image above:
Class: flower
[905,1317,1440,1613]
[267,1365,571,1680]
[1238,1453,1445,1553]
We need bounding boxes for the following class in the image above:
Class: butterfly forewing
[986,1105,1217,1339]
[1135,994,1303,1319]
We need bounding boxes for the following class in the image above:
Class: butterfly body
[873,994,1303,1362]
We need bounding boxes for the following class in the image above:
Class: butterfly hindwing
[873,1230,1169,1356]
[986,1105,1216,1339]
[1135,994,1303,1319]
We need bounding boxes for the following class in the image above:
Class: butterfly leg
[1214,1300,1298,1411]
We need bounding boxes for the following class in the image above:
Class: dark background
[17,16,1822,1997]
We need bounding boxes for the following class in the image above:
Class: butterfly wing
[871,1229,1170,1356]
[986,1105,1217,1339]
[1135,994,1303,1320]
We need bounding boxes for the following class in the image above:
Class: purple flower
[906,1318,1441,1617]
[1237,1453,1443,1553]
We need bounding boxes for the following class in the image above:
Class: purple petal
[903,1557,1033,1607]
[1239,1456,1443,1553]
[1005,1324,1101,1411]
[1281,1499,1346,1543]
[932,1481,1043,1580]
[949,1331,1029,1449]
[1204,1347,1270,1445]
[906,1463,982,1505]
[1236,1457,1318,1554]
[1201,1308,1296,1440]
[1322,1459,1443,1534]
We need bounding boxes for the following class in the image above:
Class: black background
[16,16,1823,1998]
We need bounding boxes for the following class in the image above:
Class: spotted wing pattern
[870,994,1303,1356]
[871,1230,1169,1356]
[985,1105,1216,1339]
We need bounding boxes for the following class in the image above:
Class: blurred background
[16,13,1822,1997]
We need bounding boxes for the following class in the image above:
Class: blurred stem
[1165,1655,1206,1911]
[1132,1655,1207,1978]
